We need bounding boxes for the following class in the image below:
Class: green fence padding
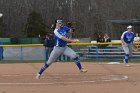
[18,38,41,44]
[31,38,41,44]
[0,38,42,44]
[0,38,11,44]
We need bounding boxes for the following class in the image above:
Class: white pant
[122,44,132,57]
[47,46,78,65]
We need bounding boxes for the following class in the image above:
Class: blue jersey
[121,31,134,43]
[54,26,70,47]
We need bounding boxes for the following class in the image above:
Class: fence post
[20,46,23,61]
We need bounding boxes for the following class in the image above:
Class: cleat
[125,64,130,67]
[123,59,130,67]
[36,74,41,79]
[80,68,87,73]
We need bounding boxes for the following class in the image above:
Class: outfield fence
[0,42,140,62]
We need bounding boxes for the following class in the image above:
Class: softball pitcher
[121,25,135,66]
[36,20,87,79]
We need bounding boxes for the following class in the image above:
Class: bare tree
[0,0,140,39]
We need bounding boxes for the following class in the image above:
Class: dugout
[106,19,140,39]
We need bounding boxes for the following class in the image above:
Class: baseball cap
[127,25,132,29]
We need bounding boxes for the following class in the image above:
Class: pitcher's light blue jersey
[54,26,70,47]
[121,31,134,43]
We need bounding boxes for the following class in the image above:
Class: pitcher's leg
[36,47,64,79]
[63,46,87,72]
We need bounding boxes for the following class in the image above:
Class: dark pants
[45,47,53,61]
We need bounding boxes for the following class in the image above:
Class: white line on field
[0,81,96,85]
[0,75,128,85]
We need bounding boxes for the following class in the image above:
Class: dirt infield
[0,62,140,93]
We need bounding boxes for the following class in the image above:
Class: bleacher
[74,44,140,61]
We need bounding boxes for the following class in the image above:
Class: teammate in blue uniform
[36,20,87,79]
[121,25,135,66]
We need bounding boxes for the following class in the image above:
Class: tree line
[0,0,140,39]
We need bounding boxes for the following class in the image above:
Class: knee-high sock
[38,63,49,75]
[73,57,82,70]
[125,54,129,63]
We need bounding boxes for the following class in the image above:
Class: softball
[75,39,80,43]
[0,13,3,18]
